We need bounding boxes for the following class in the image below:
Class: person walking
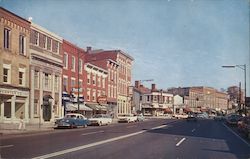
[18,112,25,130]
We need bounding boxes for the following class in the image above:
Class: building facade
[0,7,30,125]
[29,22,63,124]
[86,49,134,117]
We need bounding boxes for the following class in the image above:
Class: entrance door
[43,96,52,122]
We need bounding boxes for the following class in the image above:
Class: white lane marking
[81,131,104,136]
[151,125,167,130]
[222,123,250,147]
[191,129,195,132]
[0,145,14,148]
[32,124,167,159]
[176,138,186,147]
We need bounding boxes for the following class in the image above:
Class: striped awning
[65,102,77,111]
[74,103,93,111]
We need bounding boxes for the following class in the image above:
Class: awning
[74,103,93,111]
[183,107,192,113]
[85,103,101,110]
[164,108,173,114]
[142,104,152,108]
[65,102,77,111]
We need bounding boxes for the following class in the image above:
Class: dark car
[56,113,89,129]
[226,114,242,126]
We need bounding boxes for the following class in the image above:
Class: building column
[11,95,16,121]
[58,74,63,117]
[30,68,35,120]
[39,70,43,122]
[0,102,4,121]
[25,96,29,121]
[51,73,55,121]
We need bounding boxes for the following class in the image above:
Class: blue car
[56,113,89,129]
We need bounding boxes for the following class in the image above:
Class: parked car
[226,114,242,126]
[88,114,112,126]
[136,114,145,122]
[186,113,197,121]
[118,114,137,123]
[197,112,209,119]
[237,116,250,137]
[173,114,188,119]
[213,113,225,121]
[55,113,89,128]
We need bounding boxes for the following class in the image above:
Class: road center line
[176,138,186,147]
[222,123,250,147]
[81,131,104,136]
[191,129,195,132]
[32,124,167,159]
[0,145,14,148]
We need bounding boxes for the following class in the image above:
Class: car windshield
[65,115,77,118]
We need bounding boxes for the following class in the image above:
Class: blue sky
[1,0,249,95]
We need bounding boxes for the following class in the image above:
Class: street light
[222,64,247,115]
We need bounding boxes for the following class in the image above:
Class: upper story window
[4,28,11,49]
[79,59,82,74]
[87,73,90,85]
[71,78,76,88]
[47,37,52,51]
[19,35,26,55]
[52,40,59,53]
[92,74,96,85]
[54,75,59,92]
[34,70,39,89]
[39,34,46,48]
[34,31,39,46]
[71,56,75,72]
[63,76,68,91]
[102,78,105,88]
[19,68,25,86]
[63,53,68,69]
[97,76,101,87]
[3,64,11,84]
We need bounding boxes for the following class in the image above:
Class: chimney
[86,46,92,53]
[135,81,140,88]
[151,84,156,91]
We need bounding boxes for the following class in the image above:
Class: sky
[1,0,249,95]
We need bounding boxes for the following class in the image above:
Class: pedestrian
[18,112,25,130]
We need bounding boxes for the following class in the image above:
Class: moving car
[88,114,112,126]
[186,113,197,121]
[197,112,209,119]
[118,114,137,123]
[55,113,89,128]
[226,114,242,126]
[173,114,188,119]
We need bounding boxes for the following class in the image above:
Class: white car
[88,114,112,126]
[118,114,137,123]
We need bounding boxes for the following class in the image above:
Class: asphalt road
[1,119,250,159]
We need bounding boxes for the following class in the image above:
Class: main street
[1,119,250,159]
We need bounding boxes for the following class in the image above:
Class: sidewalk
[0,123,55,136]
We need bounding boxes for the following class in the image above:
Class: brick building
[86,49,134,117]
[0,7,30,125]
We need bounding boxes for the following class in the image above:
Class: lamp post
[222,64,247,115]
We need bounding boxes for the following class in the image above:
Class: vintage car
[55,113,89,128]
[88,114,113,126]
[136,114,145,122]
[186,113,197,121]
[118,114,137,123]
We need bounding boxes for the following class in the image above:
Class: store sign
[0,88,29,96]
[97,96,107,104]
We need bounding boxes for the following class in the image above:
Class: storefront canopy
[65,102,77,111]
[74,103,93,111]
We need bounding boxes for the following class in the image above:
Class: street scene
[0,0,250,159]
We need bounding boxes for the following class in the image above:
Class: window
[92,74,96,85]
[3,64,11,84]
[4,28,10,49]
[79,79,83,89]
[19,68,25,86]
[47,37,52,50]
[54,75,59,92]
[87,89,90,100]
[79,59,82,74]
[44,73,49,90]
[63,76,68,91]
[63,53,68,69]
[34,31,39,45]
[52,40,59,53]
[147,96,150,102]
[71,56,75,71]
[87,73,90,84]
[19,35,25,55]
[92,90,96,101]
[71,78,76,88]
[34,70,39,89]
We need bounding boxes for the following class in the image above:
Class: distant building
[0,7,30,125]
[168,86,229,112]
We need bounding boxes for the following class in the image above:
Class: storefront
[0,87,29,124]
